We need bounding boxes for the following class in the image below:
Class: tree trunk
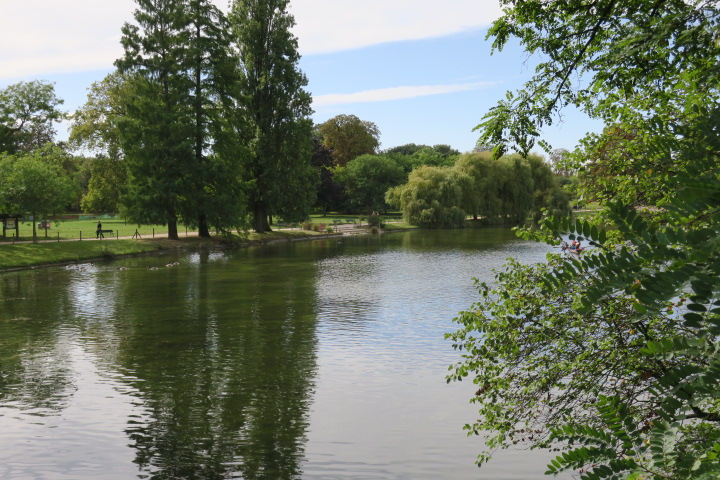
[198,213,211,238]
[168,215,179,240]
[253,203,271,233]
[32,212,37,244]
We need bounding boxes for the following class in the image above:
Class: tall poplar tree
[229,0,316,233]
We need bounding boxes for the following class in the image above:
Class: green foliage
[388,151,569,228]
[316,114,380,167]
[311,134,345,214]
[335,154,405,214]
[69,71,129,159]
[0,80,65,154]
[230,0,316,232]
[454,152,568,224]
[0,150,76,242]
[476,1,720,159]
[451,1,720,476]
[117,0,248,238]
[383,143,460,172]
[116,0,197,238]
[81,157,128,213]
[366,213,381,228]
[386,165,469,228]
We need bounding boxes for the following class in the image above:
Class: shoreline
[0,226,413,273]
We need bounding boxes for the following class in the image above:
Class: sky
[0,0,602,154]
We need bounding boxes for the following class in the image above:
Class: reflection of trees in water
[0,272,76,415]
[109,250,318,479]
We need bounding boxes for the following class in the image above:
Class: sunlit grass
[0,240,164,269]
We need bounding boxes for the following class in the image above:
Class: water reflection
[1,248,319,479]
[0,229,566,480]
[0,271,77,416]
[107,249,319,479]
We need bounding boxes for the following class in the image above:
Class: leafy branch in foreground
[451,2,720,475]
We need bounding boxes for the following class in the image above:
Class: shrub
[367,214,381,228]
[311,223,326,232]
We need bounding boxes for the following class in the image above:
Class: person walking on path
[96,221,104,239]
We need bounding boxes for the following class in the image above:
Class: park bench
[332,219,343,226]
[345,218,357,224]
[101,229,113,234]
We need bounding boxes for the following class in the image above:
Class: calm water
[0,228,567,479]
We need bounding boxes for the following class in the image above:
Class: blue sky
[0,0,601,154]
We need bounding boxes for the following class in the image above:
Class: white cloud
[291,0,502,54]
[312,81,498,107]
[0,0,501,79]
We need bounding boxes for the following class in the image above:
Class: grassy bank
[0,229,338,271]
[0,239,167,270]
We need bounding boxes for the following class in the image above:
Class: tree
[230,0,316,232]
[334,154,405,214]
[386,165,470,228]
[80,157,127,213]
[548,148,570,177]
[316,114,380,167]
[0,80,65,154]
[520,153,570,221]
[115,0,195,240]
[183,0,248,237]
[69,71,130,160]
[311,134,345,215]
[70,71,131,213]
[450,1,720,477]
[454,152,540,225]
[116,0,247,238]
[0,150,75,242]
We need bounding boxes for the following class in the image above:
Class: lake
[0,228,569,479]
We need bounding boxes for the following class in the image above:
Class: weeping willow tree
[385,165,470,228]
[388,152,565,227]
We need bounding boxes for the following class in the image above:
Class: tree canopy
[450,1,720,478]
[388,152,568,228]
[0,149,76,242]
[0,80,64,154]
[385,165,470,228]
[316,114,380,167]
[334,154,405,214]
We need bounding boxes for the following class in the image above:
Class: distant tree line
[0,1,571,241]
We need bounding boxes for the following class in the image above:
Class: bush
[311,223,326,232]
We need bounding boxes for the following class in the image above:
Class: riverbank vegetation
[447,1,720,479]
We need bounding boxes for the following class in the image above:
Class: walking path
[1,222,374,245]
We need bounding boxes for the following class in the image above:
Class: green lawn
[0,239,165,269]
[2,216,199,243]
